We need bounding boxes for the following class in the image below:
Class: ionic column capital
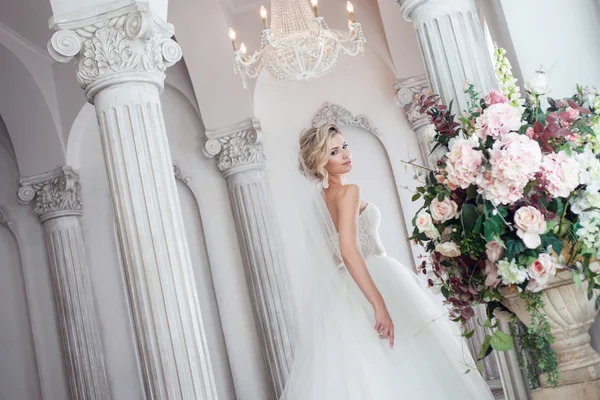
[18,166,82,222]
[204,119,266,178]
[48,3,182,101]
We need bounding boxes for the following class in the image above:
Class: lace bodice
[333,203,387,266]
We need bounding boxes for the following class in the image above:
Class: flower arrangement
[409,52,600,386]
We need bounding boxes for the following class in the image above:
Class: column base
[532,379,600,400]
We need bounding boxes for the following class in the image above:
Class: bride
[280,124,495,399]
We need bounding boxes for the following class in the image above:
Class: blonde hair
[298,123,340,182]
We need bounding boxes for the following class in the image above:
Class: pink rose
[526,254,557,292]
[540,152,580,198]
[484,89,509,106]
[444,138,485,189]
[435,242,461,258]
[486,241,504,263]
[462,81,471,92]
[430,197,459,222]
[514,206,547,249]
[477,103,523,139]
[484,260,501,287]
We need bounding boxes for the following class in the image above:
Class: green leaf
[478,335,492,361]
[523,180,535,195]
[463,330,475,339]
[490,330,514,352]
[474,216,483,234]
[484,215,504,242]
[466,184,477,199]
[504,235,527,260]
[461,204,479,234]
[548,198,565,215]
[574,273,582,289]
[541,233,563,255]
[441,286,450,299]
[411,193,421,202]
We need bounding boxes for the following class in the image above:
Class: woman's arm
[336,184,394,348]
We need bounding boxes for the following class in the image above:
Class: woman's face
[325,133,352,176]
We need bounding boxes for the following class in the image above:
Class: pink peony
[484,89,509,106]
[540,152,580,198]
[526,254,557,292]
[486,241,505,263]
[444,138,485,189]
[479,133,542,205]
[514,206,547,249]
[477,103,523,139]
[430,197,459,222]
[526,126,535,139]
[484,260,501,288]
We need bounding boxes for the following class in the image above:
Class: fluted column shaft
[205,119,295,398]
[18,167,110,400]
[48,5,217,399]
[399,0,496,111]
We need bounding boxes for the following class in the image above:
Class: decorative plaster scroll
[393,74,432,132]
[312,102,381,137]
[173,164,190,185]
[0,206,12,229]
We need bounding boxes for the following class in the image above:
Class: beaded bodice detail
[333,203,387,265]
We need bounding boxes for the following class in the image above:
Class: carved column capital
[18,166,82,222]
[48,3,182,101]
[0,206,12,229]
[204,119,266,177]
[393,74,432,131]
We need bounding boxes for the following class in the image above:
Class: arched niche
[0,44,65,176]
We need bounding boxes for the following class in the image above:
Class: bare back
[324,185,368,233]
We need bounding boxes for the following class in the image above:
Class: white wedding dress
[281,202,495,400]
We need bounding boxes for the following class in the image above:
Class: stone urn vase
[501,270,600,400]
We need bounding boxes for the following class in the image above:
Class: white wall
[0,120,68,399]
[254,51,423,313]
[492,0,600,98]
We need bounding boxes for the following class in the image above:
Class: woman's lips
[343,160,352,166]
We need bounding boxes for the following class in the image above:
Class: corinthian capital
[204,119,266,177]
[393,74,432,131]
[48,3,182,101]
[18,167,82,222]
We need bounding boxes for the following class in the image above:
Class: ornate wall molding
[205,119,266,177]
[173,164,190,185]
[393,74,432,132]
[18,166,82,222]
[0,206,12,230]
[312,102,381,137]
[48,4,182,101]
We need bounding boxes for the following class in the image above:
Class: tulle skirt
[280,255,494,400]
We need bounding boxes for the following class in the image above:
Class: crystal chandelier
[228,0,366,87]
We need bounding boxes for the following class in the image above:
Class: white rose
[485,240,505,263]
[492,307,513,323]
[430,197,459,223]
[526,254,557,293]
[514,206,547,249]
[435,242,461,258]
[416,210,440,239]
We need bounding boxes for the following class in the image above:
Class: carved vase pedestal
[501,271,600,400]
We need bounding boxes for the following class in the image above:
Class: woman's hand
[374,303,395,349]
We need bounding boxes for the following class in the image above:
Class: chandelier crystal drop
[229,0,366,88]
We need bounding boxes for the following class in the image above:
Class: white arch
[0,44,65,176]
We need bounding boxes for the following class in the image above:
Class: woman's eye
[342,143,348,149]
[331,150,338,156]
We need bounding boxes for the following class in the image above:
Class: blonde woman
[281,124,494,399]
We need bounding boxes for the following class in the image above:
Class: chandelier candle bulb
[347,1,356,23]
[228,27,237,50]
[311,0,319,17]
[260,6,270,29]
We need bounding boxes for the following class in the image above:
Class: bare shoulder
[336,184,360,208]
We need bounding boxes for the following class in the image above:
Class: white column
[17,167,110,400]
[393,74,437,168]
[48,5,217,399]
[398,0,496,112]
[205,119,295,398]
